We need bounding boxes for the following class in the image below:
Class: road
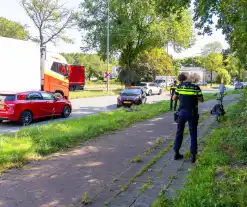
[0,88,232,134]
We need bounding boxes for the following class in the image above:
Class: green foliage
[194,0,247,66]
[0,17,28,40]
[205,52,223,72]
[118,64,152,86]
[216,68,231,84]
[21,0,77,46]
[178,56,204,67]
[138,48,174,76]
[79,0,194,67]
[173,89,247,207]
[61,53,120,80]
[201,41,223,56]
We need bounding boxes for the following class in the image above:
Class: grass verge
[0,90,242,173]
[69,88,122,99]
[153,89,247,207]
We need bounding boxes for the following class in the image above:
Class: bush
[216,68,231,84]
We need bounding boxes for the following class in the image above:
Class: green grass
[69,88,122,99]
[130,155,144,163]
[171,89,247,207]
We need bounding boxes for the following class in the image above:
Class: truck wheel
[61,105,71,118]
[19,110,33,126]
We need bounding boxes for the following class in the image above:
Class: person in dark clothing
[172,74,204,163]
[170,80,178,111]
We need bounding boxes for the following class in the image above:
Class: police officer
[172,73,204,163]
[170,80,178,111]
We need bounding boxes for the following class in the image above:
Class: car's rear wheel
[148,90,152,96]
[61,105,71,118]
[19,110,33,126]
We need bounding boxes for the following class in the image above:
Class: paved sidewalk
[0,95,239,207]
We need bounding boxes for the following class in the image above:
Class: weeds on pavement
[130,155,144,163]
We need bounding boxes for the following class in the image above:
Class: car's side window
[26,93,43,100]
[41,92,54,100]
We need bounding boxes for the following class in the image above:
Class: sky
[0,0,229,59]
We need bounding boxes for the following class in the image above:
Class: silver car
[137,82,162,96]
[235,82,244,89]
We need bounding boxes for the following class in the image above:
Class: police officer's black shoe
[191,154,196,163]
[174,152,184,160]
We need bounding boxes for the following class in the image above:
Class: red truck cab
[69,65,85,91]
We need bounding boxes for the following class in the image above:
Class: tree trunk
[211,69,213,86]
[238,67,241,81]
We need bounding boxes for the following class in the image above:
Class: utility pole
[106,0,110,92]
[203,55,206,83]
[166,43,168,89]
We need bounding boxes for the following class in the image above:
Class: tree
[205,53,223,85]
[61,53,106,80]
[118,64,151,86]
[193,0,247,66]
[84,54,105,80]
[0,17,28,40]
[118,48,175,85]
[178,56,204,67]
[79,0,194,68]
[172,59,182,76]
[224,56,239,80]
[21,0,77,47]
[201,41,223,56]
[138,48,173,77]
[216,68,231,85]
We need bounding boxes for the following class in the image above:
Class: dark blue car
[117,88,147,107]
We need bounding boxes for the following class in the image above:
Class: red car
[0,91,72,126]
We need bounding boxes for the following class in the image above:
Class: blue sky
[0,0,229,59]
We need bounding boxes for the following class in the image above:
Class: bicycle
[210,93,226,122]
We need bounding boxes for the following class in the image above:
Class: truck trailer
[0,36,69,99]
[69,65,85,91]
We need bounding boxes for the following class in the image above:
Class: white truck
[0,36,70,98]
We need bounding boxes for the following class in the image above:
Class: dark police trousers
[174,110,198,155]
[170,96,178,110]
